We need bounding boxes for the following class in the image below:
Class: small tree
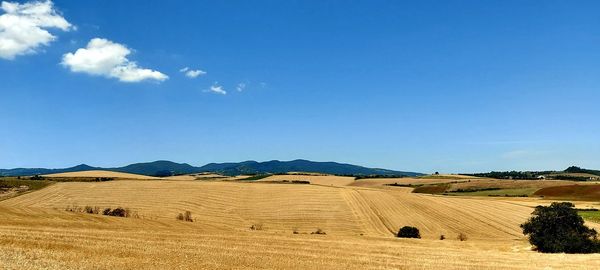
[397,226,421,239]
[521,202,599,253]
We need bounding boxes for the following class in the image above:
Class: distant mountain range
[0,159,422,177]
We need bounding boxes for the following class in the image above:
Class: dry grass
[420,174,480,179]
[0,180,539,239]
[164,173,239,181]
[259,174,355,186]
[2,180,600,269]
[43,170,158,180]
[163,174,199,180]
[349,177,472,188]
[2,181,362,234]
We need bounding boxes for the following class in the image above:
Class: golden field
[258,174,356,186]
[43,170,159,180]
[1,175,600,269]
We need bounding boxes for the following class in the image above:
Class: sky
[1,0,599,173]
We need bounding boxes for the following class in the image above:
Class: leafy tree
[521,202,599,253]
[397,226,421,239]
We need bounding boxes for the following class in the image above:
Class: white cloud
[236,83,246,92]
[0,0,73,60]
[186,69,205,78]
[179,67,206,78]
[61,38,168,83]
[208,83,226,95]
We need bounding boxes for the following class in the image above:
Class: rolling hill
[199,159,422,176]
[0,164,98,177]
[0,159,421,177]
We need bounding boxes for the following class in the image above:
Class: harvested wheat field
[2,205,600,270]
[163,173,236,181]
[1,180,600,269]
[349,177,474,188]
[258,174,356,186]
[43,170,158,180]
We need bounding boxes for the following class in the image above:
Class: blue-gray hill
[0,159,421,177]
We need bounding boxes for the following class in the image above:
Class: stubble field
[1,174,600,269]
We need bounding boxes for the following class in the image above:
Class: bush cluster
[397,226,421,239]
[521,202,600,253]
[65,205,136,218]
[103,207,130,217]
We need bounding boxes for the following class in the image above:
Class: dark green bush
[521,202,599,253]
[397,226,421,239]
[102,207,130,217]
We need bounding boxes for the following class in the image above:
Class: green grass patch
[578,210,600,223]
[0,178,53,190]
[0,178,54,200]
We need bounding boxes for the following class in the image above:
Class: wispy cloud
[0,0,73,60]
[236,83,246,92]
[179,67,206,78]
[207,83,226,95]
[61,38,168,83]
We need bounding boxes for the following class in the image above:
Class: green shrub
[521,202,599,253]
[102,207,130,217]
[397,226,421,239]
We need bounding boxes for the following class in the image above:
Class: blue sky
[1,0,599,173]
